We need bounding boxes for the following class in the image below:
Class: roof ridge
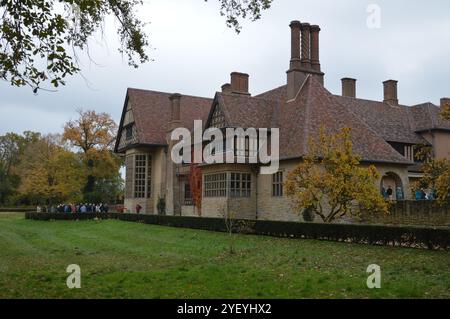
[254,84,286,99]
[334,94,414,109]
[127,87,213,100]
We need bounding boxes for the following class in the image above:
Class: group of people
[414,189,436,200]
[381,186,404,200]
[36,203,110,213]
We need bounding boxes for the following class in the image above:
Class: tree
[285,127,389,223]
[441,100,450,122]
[17,134,84,205]
[0,0,272,92]
[62,109,120,198]
[0,131,41,204]
[412,144,450,203]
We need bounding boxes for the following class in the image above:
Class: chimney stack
[383,80,399,106]
[441,97,450,108]
[300,23,311,69]
[230,72,250,95]
[341,78,357,98]
[310,25,321,72]
[289,21,302,69]
[169,93,181,122]
[287,20,325,101]
[221,83,232,93]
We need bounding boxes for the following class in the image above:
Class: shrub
[25,212,450,250]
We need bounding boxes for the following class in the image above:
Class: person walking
[136,204,142,214]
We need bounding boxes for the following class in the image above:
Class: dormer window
[388,142,415,162]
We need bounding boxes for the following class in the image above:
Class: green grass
[0,212,449,299]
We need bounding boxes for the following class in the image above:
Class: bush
[25,212,450,250]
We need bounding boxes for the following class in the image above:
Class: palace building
[114,20,450,221]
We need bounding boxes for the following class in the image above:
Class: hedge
[24,212,450,250]
[0,208,34,213]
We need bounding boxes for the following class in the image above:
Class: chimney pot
[383,80,399,106]
[341,78,356,98]
[230,72,250,95]
[169,93,181,122]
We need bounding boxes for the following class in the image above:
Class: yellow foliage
[285,127,389,223]
[63,109,117,153]
[18,135,85,204]
[441,100,450,123]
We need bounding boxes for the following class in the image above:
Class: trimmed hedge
[0,208,34,213]
[25,212,450,250]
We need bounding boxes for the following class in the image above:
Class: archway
[380,172,404,200]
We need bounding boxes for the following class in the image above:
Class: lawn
[0,212,449,299]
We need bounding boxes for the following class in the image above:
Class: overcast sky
[1,0,450,135]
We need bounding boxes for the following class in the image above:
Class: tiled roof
[409,102,450,132]
[275,76,412,163]
[217,92,279,129]
[117,77,445,165]
[333,95,425,144]
[116,88,212,151]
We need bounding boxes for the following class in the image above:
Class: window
[272,171,283,197]
[184,183,193,205]
[125,156,133,198]
[125,125,133,141]
[146,156,152,198]
[234,135,258,160]
[204,173,227,197]
[230,172,251,197]
[133,154,151,198]
[404,145,414,162]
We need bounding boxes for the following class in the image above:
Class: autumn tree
[412,145,450,203]
[62,109,121,201]
[441,100,450,122]
[17,134,84,205]
[0,131,41,204]
[0,0,272,92]
[285,127,389,223]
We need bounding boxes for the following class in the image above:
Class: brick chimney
[341,78,356,98]
[169,93,181,122]
[289,20,302,70]
[300,23,311,69]
[383,80,399,106]
[230,72,250,95]
[310,25,321,72]
[221,83,232,93]
[441,97,450,108]
[287,20,325,101]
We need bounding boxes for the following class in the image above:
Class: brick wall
[359,201,450,227]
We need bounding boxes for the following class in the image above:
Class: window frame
[272,171,283,197]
